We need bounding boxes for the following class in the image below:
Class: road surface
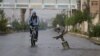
[0,29,100,56]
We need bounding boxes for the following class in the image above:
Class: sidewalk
[68,32,100,45]
[68,32,89,39]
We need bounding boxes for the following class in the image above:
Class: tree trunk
[20,9,26,23]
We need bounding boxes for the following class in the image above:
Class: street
[0,29,100,56]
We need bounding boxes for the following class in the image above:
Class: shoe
[31,45,35,47]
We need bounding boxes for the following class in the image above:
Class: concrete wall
[90,0,99,14]
[81,0,87,11]
[92,14,99,25]
[90,0,99,25]
[80,0,99,33]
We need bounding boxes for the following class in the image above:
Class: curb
[68,32,100,45]
[68,32,89,39]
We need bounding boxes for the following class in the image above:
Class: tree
[66,15,76,26]
[85,0,92,37]
[65,9,91,33]
[52,13,66,27]
[66,10,84,27]
[0,9,8,32]
[0,0,8,33]
[39,20,47,30]
[89,24,100,37]
[0,0,2,2]
[11,20,29,31]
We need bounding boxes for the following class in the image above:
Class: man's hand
[53,34,63,39]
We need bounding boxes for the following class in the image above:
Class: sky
[3,0,77,22]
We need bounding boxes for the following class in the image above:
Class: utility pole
[87,0,91,37]
[99,0,100,23]
[29,0,30,3]
[15,0,17,3]
[87,0,90,13]
[69,0,72,16]
[42,0,44,4]
[29,0,31,16]
[77,0,81,10]
[12,0,18,20]
[56,0,57,4]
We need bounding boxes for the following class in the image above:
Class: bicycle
[30,26,37,47]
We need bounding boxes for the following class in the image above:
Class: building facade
[90,0,99,25]
[77,0,100,33]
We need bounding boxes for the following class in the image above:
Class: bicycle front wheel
[31,36,35,47]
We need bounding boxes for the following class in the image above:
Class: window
[91,1,98,6]
[71,5,75,9]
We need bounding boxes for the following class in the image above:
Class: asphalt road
[0,29,100,56]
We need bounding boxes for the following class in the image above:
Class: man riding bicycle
[29,10,39,42]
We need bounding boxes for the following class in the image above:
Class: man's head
[32,11,36,17]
